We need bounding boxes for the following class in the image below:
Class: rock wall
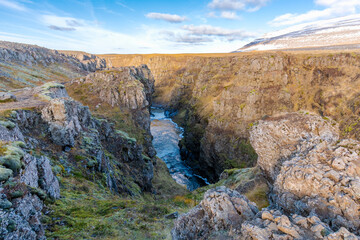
[102,52,360,181]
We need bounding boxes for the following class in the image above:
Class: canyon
[0,40,359,239]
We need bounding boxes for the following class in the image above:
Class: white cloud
[208,0,270,12]
[0,0,27,11]
[38,15,155,53]
[146,12,187,23]
[182,25,256,40]
[220,11,240,19]
[269,0,360,26]
[207,11,241,19]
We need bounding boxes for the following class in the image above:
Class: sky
[0,0,360,54]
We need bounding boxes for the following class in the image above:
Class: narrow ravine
[150,107,209,191]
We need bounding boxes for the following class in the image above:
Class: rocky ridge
[173,112,360,239]
[0,41,107,90]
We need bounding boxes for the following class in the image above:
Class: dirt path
[0,88,48,112]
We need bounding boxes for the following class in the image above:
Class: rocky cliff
[173,112,360,239]
[0,80,157,239]
[0,41,106,90]
[102,51,360,182]
[66,65,156,157]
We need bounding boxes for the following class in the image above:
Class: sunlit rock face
[250,112,360,234]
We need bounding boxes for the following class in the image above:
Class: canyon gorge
[0,41,359,239]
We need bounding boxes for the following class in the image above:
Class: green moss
[0,166,13,181]
[0,199,12,209]
[0,121,15,130]
[41,82,65,91]
[45,176,184,239]
[10,190,24,199]
[74,155,86,161]
[30,187,47,200]
[239,103,246,110]
[86,158,97,168]
[6,220,16,232]
[115,130,137,143]
[0,98,16,103]
[152,157,188,198]
[0,143,25,173]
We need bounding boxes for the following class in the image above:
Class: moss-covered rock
[30,187,47,200]
[0,143,25,173]
[9,190,25,199]
[0,120,16,130]
[0,199,12,209]
[0,166,13,181]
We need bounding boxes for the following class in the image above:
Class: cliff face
[102,52,360,181]
[66,65,156,157]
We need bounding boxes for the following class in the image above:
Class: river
[150,108,209,191]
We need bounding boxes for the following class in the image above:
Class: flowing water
[150,108,209,191]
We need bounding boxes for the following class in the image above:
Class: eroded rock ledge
[173,112,360,239]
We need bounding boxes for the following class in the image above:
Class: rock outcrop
[173,187,359,240]
[0,82,155,239]
[250,112,360,234]
[0,92,16,102]
[0,136,60,239]
[67,65,156,157]
[172,186,258,240]
[59,51,107,72]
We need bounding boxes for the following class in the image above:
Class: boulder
[172,186,258,240]
[0,92,16,102]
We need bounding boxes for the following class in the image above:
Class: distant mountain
[235,15,360,52]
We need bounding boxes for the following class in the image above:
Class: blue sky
[0,0,359,53]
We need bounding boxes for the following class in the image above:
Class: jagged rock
[250,112,360,234]
[249,112,339,181]
[241,209,359,240]
[0,92,16,102]
[60,51,107,72]
[41,98,92,147]
[172,186,258,240]
[37,156,60,199]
